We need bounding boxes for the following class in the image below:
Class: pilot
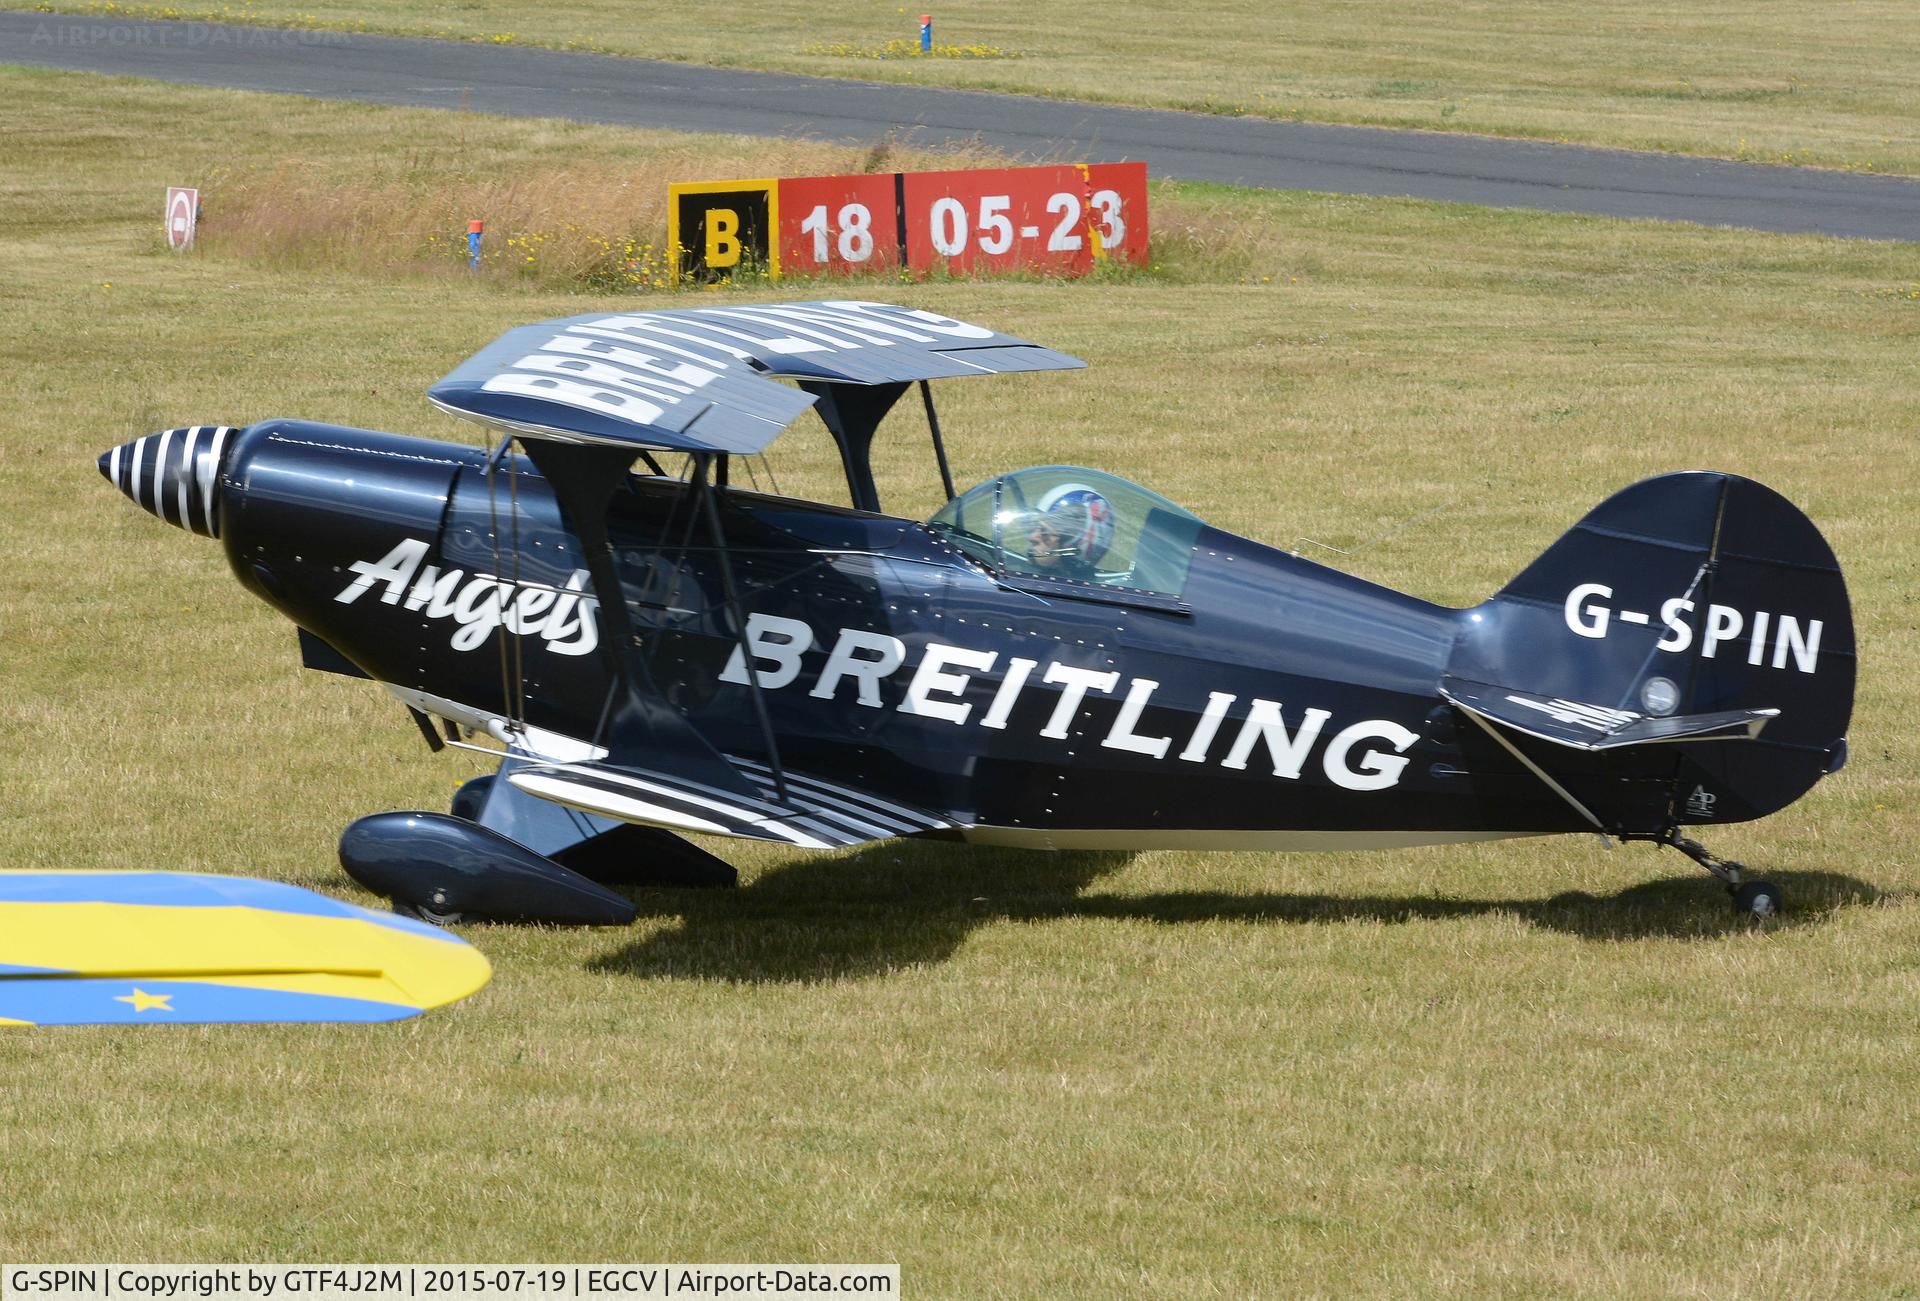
[1024,485,1113,583]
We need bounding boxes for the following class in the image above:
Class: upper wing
[426,300,1081,815]
[426,300,1084,452]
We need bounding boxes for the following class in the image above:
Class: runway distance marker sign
[672,162,1147,282]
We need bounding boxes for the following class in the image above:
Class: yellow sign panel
[668,178,779,284]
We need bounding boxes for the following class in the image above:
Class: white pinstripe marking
[1506,695,1637,732]
[755,820,837,850]
[516,762,768,825]
[778,800,894,840]
[811,808,898,839]
[152,428,174,521]
[199,426,230,531]
[509,773,732,836]
[508,772,836,849]
[108,443,121,486]
[129,437,147,510]
[742,778,910,837]
[731,757,936,827]
[175,426,200,529]
[599,772,767,824]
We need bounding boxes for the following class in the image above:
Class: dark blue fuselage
[217,420,1595,847]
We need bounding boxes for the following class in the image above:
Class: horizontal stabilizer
[507,754,953,850]
[1441,677,1777,752]
[0,872,490,1025]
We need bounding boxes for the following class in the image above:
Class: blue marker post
[919,14,932,52]
[467,219,484,270]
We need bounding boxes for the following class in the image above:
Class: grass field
[17,0,1920,174]
[4,67,1920,1294]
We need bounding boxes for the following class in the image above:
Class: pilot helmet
[1034,483,1115,566]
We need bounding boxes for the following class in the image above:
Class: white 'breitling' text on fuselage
[718,613,1421,792]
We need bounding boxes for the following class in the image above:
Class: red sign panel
[900,162,1148,276]
[776,172,902,276]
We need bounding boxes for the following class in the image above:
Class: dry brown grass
[193,143,1274,293]
[200,137,1011,290]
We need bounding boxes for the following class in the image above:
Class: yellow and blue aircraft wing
[0,872,490,1025]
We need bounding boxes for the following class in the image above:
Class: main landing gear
[1656,830,1782,918]
[339,768,739,927]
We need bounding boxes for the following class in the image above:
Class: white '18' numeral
[801,203,876,264]
[839,204,873,261]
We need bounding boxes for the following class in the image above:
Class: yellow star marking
[115,988,173,1014]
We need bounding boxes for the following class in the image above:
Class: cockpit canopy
[928,466,1206,598]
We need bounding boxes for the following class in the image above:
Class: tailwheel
[1731,880,1782,919]
[1651,830,1784,917]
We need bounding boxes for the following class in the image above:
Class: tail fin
[1447,472,1853,827]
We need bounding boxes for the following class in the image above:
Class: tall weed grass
[199,138,1014,291]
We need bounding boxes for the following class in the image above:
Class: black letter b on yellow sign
[671,183,774,283]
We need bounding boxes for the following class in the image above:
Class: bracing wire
[1292,503,1452,563]
[482,438,516,748]
[507,441,528,734]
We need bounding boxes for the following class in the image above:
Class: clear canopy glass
[927,466,1206,597]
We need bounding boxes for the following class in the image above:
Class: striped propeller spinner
[97,425,237,537]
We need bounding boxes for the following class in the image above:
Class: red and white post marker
[165,186,199,252]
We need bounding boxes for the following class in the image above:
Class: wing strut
[691,453,789,803]
[517,439,760,801]
[802,380,908,512]
[920,380,956,502]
